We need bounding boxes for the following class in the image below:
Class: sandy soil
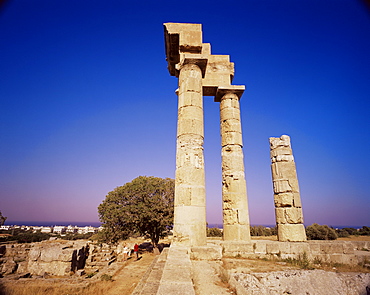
[106,252,157,295]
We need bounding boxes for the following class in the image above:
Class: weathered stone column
[173,61,207,246]
[269,135,307,242]
[217,87,251,241]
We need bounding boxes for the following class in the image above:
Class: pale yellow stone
[220,107,240,122]
[278,224,307,242]
[274,192,294,207]
[223,224,251,241]
[221,131,243,147]
[284,207,304,224]
[221,118,242,133]
[273,179,292,193]
[177,91,203,108]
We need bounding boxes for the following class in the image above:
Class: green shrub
[306,223,337,240]
[207,227,222,237]
[250,225,277,236]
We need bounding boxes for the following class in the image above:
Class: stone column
[173,62,207,247]
[269,135,307,242]
[218,88,251,241]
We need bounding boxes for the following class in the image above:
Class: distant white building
[0,225,10,230]
[53,226,66,234]
[32,226,42,232]
[77,226,97,234]
[66,225,78,234]
[40,227,52,233]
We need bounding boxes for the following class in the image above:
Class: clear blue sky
[1,0,369,227]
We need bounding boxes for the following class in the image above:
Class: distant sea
[4,221,102,227]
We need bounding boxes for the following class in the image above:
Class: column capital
[215,85,245,102]
[175,54,208,78]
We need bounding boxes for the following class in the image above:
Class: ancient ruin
[164,23,251,246]
[269,135,307,241]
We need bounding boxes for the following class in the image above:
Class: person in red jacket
[134,243,139,260]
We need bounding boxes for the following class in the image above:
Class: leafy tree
[250,225,277,236]
[306,223,338,240]
[98,176,174,247]
[0,211,6,226]
[207,227,223,237]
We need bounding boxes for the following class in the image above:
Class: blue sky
[1,0,369,226]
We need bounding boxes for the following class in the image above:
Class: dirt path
[107,253,156,295]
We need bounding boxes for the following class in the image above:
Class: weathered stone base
[221,239,370,265]
[278,224,307,242]
[230,270,370,295]
[135,240,370,295]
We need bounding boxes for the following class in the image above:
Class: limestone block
[222,177,247,194]
[180,30,202,52]
[179,64,202,91]
[223,209,238,224]
[271,162,297,180]
[274,192,294,207]
[190,245,222,260]
[275,208,287,224]
[223,225,251,242]
[308,242,321,254]
[276,154,294,162]
[177,105,203,136]
[269,135,290,149]
[278,224,307,242]
[220,107,240,121]
[293,192,302,207]
[270,147,291,158]
[175,184,205,206]
[177,91,202,108]
[16,261,28,273]
[29,248,41,261]
[175,166,204,186]
[273,179,292,194]
[202,55,234,93]
[40,245,62,262]
[341,254,358,265]
[1,260,17,275]
[221,118,242,133]
[289,243,310,255]
[221,131,243,146]
[221,146,245,173]
[284,207,303,224]
[320,243,343,254]
[343,242,355,254]
[220,94,240,109]
[266,242,281,254]
[222,241,254,254]
[253,241,267,254]
[177,119,204,137]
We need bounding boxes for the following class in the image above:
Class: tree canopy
[98,176,174,246]
[0,211,6,226]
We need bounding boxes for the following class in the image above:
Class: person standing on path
[134,243,139,260]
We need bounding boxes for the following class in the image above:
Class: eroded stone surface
[269,135,306,242]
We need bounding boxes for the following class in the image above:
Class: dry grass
[337,235,370,241]
[0,280,113,295]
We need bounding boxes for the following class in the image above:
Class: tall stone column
[269,135,307,242]
[173,62,207,246]
[217,88,251,241]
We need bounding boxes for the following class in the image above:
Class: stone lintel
[177,54,208,78]
[164,23,203,76]
[215,85,245,102]
[203,55,234,97]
